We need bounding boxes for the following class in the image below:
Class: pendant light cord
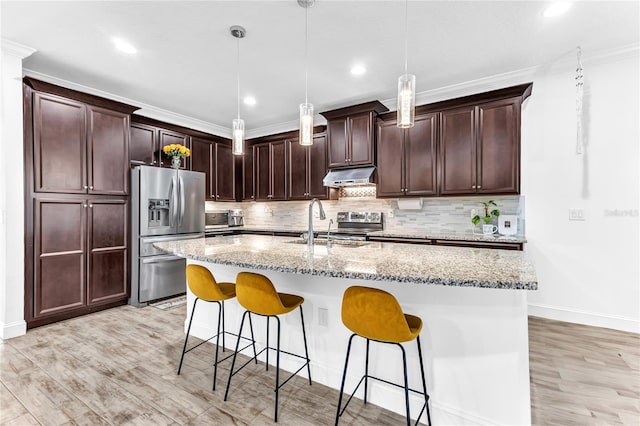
[403,0,408,75]
[237,36,241,120]
[305,4,309,104]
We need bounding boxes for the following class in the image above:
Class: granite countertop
[366,230,527,243]
[154,234,537,290]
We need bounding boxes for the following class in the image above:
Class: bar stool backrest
[186,264,227,301]
[341,286,420,343]
[236,272,285,316]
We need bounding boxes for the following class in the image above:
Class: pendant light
[397,0,415,128]
[231,25,246,155]
[298,0,314,146]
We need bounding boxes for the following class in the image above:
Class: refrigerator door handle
[169,175,179,227]
[179,175,185,227]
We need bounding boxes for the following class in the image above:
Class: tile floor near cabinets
[1,305,639,425]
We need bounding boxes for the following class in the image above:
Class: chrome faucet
[307,198,326,246]
[326,219,334,247]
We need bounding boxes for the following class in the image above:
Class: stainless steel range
[317,211,383,241]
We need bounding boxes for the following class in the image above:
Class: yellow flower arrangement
[162,143,191,158]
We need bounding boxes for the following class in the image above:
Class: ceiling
[2,1,639,138]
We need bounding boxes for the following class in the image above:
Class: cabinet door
[190,137,213,200]
[287,138,309,200]
[242,151,254,201]
[87,106,130,195]
[405,113,438,196]
[87,199,128,305]
[439,106,476,195]
[254,144,271,201]
[215,142,236,201]
[270,141,287,201]
[308,134,328,199]
[33,198,86,318]
[130,123,158,166]
[348,113,374,166]
[327,117,349,168]
[376,120,404,197]
[159,130,189,169]
[477,99,520,194]
[33,93,86,194]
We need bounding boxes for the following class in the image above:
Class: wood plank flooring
[1,306,638,425]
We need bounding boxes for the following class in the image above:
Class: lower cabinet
[32,197,128,325]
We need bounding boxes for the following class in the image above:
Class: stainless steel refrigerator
[130,166,205,306]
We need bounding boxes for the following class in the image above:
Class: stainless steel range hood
[322,166,375,188]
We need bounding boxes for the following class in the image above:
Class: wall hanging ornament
[575,46,584,155]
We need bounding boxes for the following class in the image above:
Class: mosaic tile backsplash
[206,195,526,237]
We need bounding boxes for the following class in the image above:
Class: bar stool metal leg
[364,338,370,404]
[212,300,222,390]
[177,297,199,375]
[266,316,270,371]
[224,310,249,402]
[274,315,281,422]
[400,343,411,426]
[335,334,356,426]
[416,335,432,426]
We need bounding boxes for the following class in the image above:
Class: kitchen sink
[285,239,369,248]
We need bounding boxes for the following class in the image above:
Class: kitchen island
[155,235,537,425]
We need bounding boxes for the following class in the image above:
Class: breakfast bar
[155,235,537,425]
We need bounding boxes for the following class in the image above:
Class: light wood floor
[1,305,638,425]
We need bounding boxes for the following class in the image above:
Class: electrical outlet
[387,209,395,218]
[318,308,328,327]
[569,208,585,221]
[470,208,478,218]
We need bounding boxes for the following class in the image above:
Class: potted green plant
[472,200,500,235]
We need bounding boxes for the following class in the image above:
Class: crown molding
[1,39,36,59]
[246,114,327,139]
[21,69,230,137]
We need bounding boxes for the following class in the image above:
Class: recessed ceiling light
[112,37,136,54]
[543,2,571,18]
[243,96,257,106]
[350,65,366,76]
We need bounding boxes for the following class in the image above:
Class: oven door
[138,255,186,303]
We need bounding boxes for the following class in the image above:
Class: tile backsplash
[206,195,525,236]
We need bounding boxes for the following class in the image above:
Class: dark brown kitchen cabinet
[24,78,138,329]
[33,197,128,321]
[376,113,438,198]
[287,133,328,200]
[32,92,130,195]
[130,122,159,166]
[242,151,254,201]
[254,141,287,201]
[439,98,520,195]
[190,137,235,201]
[321,101,388,169]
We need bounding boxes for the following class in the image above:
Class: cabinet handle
[477,185,481,189]
[216,195,220,198]
[89,204,93,208]
[152,161,156,165]
[89,186,94,190]
[472,185,476,189]
[83,204,87,208]
[83,185,88,189]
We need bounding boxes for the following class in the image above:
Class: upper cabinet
[130,118,190,170]
[254,140,287,202]
[28,82,135,196]
[287,133,328,200]
[439,98,521,195]
[241,151,254,201]
[321,101,388,169]
[190,137,236,202]
[376,113,438,198]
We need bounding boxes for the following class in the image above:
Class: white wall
[0,40,35,339]
[523,48,640,333]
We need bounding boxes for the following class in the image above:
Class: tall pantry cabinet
[23,78,139,328]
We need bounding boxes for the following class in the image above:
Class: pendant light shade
[299,102,314,146]
[232,118,245,155]
[231,25,246,155]
[299,0,314,146]
[397,73,415,128]
[397,0,415,129]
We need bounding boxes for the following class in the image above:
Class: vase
[171,156,181,169]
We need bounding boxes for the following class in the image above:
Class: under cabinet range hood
[322,166,375,187]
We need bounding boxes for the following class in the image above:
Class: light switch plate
[569,208,585,221]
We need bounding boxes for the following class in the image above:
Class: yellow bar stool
[335,286,432,426]
[177,264,248,391]
[224,271,312,422]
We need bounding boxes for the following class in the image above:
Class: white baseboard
[0,320,27,340]
[528,304,640,334]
